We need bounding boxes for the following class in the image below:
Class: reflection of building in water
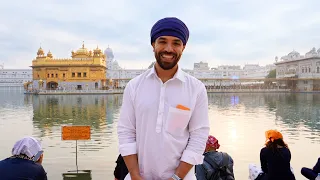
[105,95,122,124]
[207,93,267,109]
[208,93,320,136]
[273,94,320,131]
[32,95,108,132]
[0,90,33,108]
[30,43,107,90]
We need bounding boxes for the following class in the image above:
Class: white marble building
[242,64,276,79]
[0,68,32,87]
[275,47,320,91]
[0,47,277,88]
[193,61,210,70]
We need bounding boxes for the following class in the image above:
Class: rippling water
[0,88,320,180]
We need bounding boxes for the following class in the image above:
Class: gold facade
[30,43,107,90]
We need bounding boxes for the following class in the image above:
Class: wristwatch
[172,174,182,180]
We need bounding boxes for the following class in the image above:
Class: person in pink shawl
[195,135,235,180]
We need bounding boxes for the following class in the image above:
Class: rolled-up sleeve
[117,81,137,156]
[181,84,210,165]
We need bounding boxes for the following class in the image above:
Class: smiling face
[152,36,185,70]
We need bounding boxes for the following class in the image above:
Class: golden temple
[30,42,107,90]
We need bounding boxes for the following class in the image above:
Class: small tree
[266,69,276,78]
[264,69,276,88]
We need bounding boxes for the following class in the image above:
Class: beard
[155,51,181,70]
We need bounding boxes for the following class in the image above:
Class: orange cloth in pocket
[176,104,190,111]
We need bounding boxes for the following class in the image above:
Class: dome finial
[82,41,85,48]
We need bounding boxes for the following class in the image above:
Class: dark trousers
[114,154,129,180]
[301,167,317,180]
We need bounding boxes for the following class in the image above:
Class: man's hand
[174,161,193,179]
[123,154,142,180]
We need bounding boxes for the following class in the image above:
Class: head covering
[206,135,220,149]
[150,17,189,45]
[12,136,42,158]
[265,129,283,142]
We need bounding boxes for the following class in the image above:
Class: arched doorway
[95,82,98,89]
[47,81,58,90]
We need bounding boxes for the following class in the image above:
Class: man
[0,136,47,180]
[117,17,210,180]
[195,135,234,180]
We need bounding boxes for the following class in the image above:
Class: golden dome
[37,47,44,56]
[94,46,102,53]
[47,50,53,58]
[76,42,88,54]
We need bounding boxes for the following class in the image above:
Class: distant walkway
[24,89,124,95]
[23,88,297,95]
[206,89,291,93]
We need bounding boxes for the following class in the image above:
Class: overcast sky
[1,0,320,69]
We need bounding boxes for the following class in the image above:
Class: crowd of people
[1,17,319,180]
[1,133,320,180]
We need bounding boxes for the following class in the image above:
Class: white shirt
[117,66,210,180]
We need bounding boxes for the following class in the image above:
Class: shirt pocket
[165,106,191,137]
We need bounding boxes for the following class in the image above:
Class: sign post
[62,125,91,173]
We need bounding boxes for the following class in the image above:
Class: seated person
[249,129,295,180]
[301,157,320,179]
[0,136,47,180]
[195,135,234,180]
[114,154,128,180]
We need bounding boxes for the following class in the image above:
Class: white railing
[32,89,124,94]
[24,88,295,95]
[206,89,291,93]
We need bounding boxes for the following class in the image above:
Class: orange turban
[265,129,283,143]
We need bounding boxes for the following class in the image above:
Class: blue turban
[150,17,189,45]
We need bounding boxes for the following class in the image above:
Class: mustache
[159,51,177,56]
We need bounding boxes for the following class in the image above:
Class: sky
[1,0,320,69]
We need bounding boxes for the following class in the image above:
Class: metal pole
[76,140,78,173]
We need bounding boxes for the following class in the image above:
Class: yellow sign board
[62,126,91,140]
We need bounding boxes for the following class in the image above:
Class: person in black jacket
[301,157,320,179]
[258,129,295,180]
[0,136,47,180]
[114,154,128,180]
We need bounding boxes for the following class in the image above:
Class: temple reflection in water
[32,95,121,129]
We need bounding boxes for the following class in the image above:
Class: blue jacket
[195,151,234,180]
[0,157,47,180]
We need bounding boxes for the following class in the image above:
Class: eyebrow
[158,37,182,43]
[158,37,167,41]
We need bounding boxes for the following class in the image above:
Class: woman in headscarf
[195,135,234,180]
[249,129,295,180]
[0,136,47,180]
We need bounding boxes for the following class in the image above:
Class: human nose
[164,43,173,52]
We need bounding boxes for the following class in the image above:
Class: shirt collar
[146,64,186,83]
